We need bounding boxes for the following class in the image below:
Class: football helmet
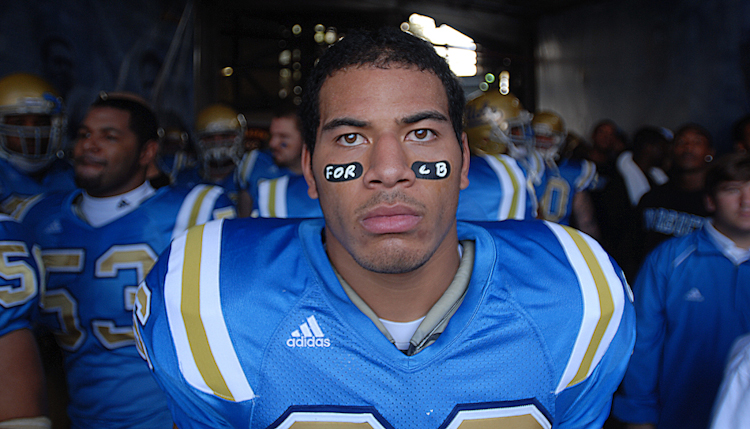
[532,111,567,160]
[0,72,66,173]
[195,104,246,176]
[464,90,533,159]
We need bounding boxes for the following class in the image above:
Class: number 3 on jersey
[41,244,158,351]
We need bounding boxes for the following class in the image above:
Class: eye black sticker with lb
[412,161,450,179]
[325,162,363,182]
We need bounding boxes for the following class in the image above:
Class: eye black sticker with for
[324,162,363,182]
[412,161,450,179]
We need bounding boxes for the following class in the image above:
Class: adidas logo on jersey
[286,315,331,348]
[43,219,63,235]
[684,287,705,302]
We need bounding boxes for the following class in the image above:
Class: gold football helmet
[532,110,567,160]
[195,104,246,174]
[464,90,533,159]
[0,72,66,173]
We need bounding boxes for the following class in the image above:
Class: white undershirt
[80,181,156,227]
[378,317,426,351]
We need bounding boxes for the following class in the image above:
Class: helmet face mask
[0,74,66,174]
[465,91,533,159]
[195,104,246,177]
[532,111,567,161]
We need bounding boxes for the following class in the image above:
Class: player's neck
[328,231,462,322]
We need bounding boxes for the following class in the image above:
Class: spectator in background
[634,123,714,268]
[586,119,627,187]
[0,72,76,213]
[596,126,671,279]
[612,152,750,429]
[237,106,321,218]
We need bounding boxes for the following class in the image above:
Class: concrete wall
[536,0,750,153]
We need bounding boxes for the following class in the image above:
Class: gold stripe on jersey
[494,155,521,219]
[181,224,234,400]
[8,194,45,221]
[565,229,614,387]
[544,221,624,394]
[165,220,255,402]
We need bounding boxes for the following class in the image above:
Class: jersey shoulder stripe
[237,150,261,189]
[484,154,527,220]
[543,221,628,393]
[574,159,597,191]
[164,220,255,402]
[171,184,230,240]
[258,176,290,218]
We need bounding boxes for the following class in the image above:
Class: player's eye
[337,133,365,147]
[407,129,436,142]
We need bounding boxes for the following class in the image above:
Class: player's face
[303,66,470,274]
[73,106,151,197]
[3,114,52,155]
[707,180,750,240]
[268,116,303,171]
[672,129,713,172]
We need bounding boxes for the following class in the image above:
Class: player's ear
[460,132,470,190]
[139,139,159,167]
[301,144,319,199]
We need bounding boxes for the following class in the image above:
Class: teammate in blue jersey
[0,73,76,214]
[532,111,600,238]
[236,106,309,217]
[135,27,635,428]
[255,174,322,218]
[17,93,235,429]
[612,153,750,429]
[0,215,49,428]
[174,103,246,205]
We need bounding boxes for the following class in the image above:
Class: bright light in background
[403,14,477,77]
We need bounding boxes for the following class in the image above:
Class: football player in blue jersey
[16,92,235,429]
[532,111,600,238]
[0,73,76,214]
[0,215,49,429]
[173,103,245,205]
[459,90,537,220]
[236,106,320,218]
[135,27,634,429]
[613,153,750,429]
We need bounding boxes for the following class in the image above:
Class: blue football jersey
[136,218,635,429]
[255,174,322,218]
[534,158,597,225]
[18,184,235,429]
[0,214,43,337]
[174,166,241,207]
[458,154,536,221]
[236,149,292,205]
[0,157,77,214]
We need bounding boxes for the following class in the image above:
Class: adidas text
[286,337,331,348]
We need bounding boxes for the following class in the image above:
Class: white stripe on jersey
[165,220,255,401]
[237,149,261,189]
[574,159,597,191]
[544,221,626,394]
[484,154,527,220]
[258,176,289,218]
[171,184,226,240]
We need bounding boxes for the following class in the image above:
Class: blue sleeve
[611,248,669,424]
[556,259,636,428]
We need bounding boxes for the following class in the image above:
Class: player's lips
[74,155,107,167]
[360,205,422,234]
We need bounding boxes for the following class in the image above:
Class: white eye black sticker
[412,161,450,179]
[325,162,363,182]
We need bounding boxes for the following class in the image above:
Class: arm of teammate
[0,329,48,424]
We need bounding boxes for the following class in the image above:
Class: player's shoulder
[12,190,73,223]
